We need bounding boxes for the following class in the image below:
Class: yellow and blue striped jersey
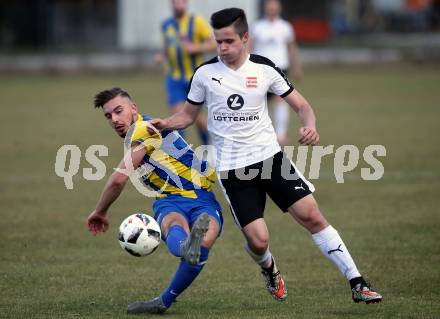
[161,14,212,81]
[130,114,216,199]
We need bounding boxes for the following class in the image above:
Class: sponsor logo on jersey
[246,76,258,88]
[227,94,244,110]
[212,77,222,85]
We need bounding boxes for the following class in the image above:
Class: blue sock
[165,225,188,257]
[198,129,209,145]
[161,246,210,308]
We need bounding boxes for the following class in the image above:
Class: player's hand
[153,53,165,65]
[298,127,319,145]
[87,210,109,236]
[148,118,169,134]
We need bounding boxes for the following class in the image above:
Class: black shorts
[218,151,314,228]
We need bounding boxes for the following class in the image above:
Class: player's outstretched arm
[87,144,147,235]
[149,101,202,132]
[181,36,216,55]
[284,90,319,145]
[287,41,303,81]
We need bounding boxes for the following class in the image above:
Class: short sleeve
[187,69,205,105]
[195,15,212,42]
[267,66,294,97]
[129,121,162,152]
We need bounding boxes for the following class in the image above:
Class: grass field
[1,63,439,319]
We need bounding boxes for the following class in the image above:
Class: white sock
[273,101,289,137]
[312,225,361,280]
[244,242,275,270]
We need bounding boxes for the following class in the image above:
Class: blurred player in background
[87,88,223,314]
[250,0,303,146]
[155,0,216,145]
[150,8,382,305]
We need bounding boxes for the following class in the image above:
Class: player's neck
[221,52,249,70]
[174,11,186,20]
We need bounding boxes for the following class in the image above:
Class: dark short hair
[94,87,132,108]
[210,8,248,38]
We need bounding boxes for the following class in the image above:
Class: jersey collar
[218,54,250,73]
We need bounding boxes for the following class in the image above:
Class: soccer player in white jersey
[150,8,382,304]
[250,0,302,146]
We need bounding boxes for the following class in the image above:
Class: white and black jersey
[187,54,294,171]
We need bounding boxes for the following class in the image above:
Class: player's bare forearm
[151,101,201,131]
[284,90,319,145]
[284,90,315,127]
[181,38,216,55]
[296,102,316,129]
[166,110,195,129]
[288,42,303,81]
[93,144,145,215]
[198,38,217,54]
[94,172,127,215]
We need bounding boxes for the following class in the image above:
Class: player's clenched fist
[148,119,169,133]
[298,127,319,145]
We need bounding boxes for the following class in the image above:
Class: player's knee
[300,206,327,232]
[248,236,269,254]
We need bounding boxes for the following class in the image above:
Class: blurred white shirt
[251,17,295,70]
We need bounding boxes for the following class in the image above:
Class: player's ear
[242,31,249,44]
[131,103,138,116]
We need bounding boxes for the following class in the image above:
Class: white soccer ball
[118,213,161,257]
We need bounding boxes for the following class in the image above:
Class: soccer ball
[118,213,161,257]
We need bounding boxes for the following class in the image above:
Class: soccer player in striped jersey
[156,0,216,144]
[150,8,382,305]
[87,87,223,314]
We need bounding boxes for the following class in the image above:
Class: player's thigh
[265,151,314,212]
[218,173,266,229]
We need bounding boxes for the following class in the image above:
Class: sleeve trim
[187,98,204,105]
[280,86,294,98]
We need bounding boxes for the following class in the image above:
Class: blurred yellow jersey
[161,14,212,81]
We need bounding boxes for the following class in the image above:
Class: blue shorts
[152,191,223,236]
[165,75,190,107]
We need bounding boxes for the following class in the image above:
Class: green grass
[1,63,439,318]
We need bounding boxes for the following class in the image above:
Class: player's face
[102,96,138,138]
[214,25,249,65]
[171,0,188,16]
[265,0,281,19]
